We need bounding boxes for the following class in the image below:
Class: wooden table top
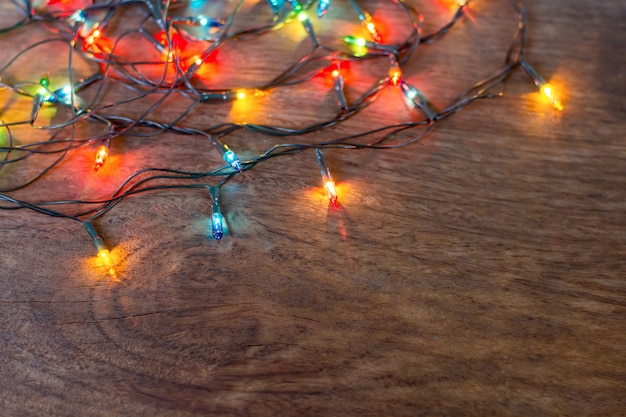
[0,0,624,416]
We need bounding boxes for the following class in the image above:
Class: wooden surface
[1,0,625,416]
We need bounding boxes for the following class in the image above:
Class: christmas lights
[348,0,383,43]
[93,144,110,172]
[84,222,116,278]
[30,76,50,122]
[0,0,561,271]
[210,187,224,241]
[222,145,243,173]
[388,56,402,88]
[330,63,348,110]
[342,36,394,53]
[317,0,332,17]
[400,81,438,121]
[297,12,319,45]
[521,61,564,111]
[316,149,338,207]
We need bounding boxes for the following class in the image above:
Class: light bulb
[343,35,367,48]
[400,81,438,121]
[97,249,117,278]
[84,222,117,278]
[389,66,402,87]
[540,83,563,111]
[330,64,348,110]
[521,61,564,111]
[318,0,332,17]
[223,146,243,172]
[211,212,224,241]
[85,28,101,45]
[363,20,382,44]
[93,145,109,172]
[316,149,338,207]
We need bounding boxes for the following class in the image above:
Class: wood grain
[1,1,625,416]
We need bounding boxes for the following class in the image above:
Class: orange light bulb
[94,145,109,172]
[389,66,402,87]
[540,83,563,111]
[363,20,382,44]
[86,29,101,45]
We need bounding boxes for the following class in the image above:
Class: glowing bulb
[32,75,51,120]
[223,148,243,172]
[364,20,382,44]
[236,90,246,100]
[324,180,338,207]
[294,10,317,44]
[98,249,117,277]
[85,28,101,45]
[211,212,224,241]
[38,75,51,98]
[400,81,438,121]
[50,84,78,106]
[343,36,367,48]
[521,61,564,111]
[194,55,203,66]
[199,16,208,26]
[540,84,563,111]
[84,222,117,278]
[318,0,331,17]
[93,145,109,172]
[316,149,338,207]
[330,64,348,110]
[389,66,402,87]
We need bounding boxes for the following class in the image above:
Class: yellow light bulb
[97,249,117,277]
[236,90,246,100]
[540,83,563,111]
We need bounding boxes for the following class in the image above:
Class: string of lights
[0,0,563,278]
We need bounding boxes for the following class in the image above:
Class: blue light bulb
[211,212,224,241]
[223,150,243,172]
[317,0,332,17]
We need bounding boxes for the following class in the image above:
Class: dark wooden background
[1,0,624,416]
